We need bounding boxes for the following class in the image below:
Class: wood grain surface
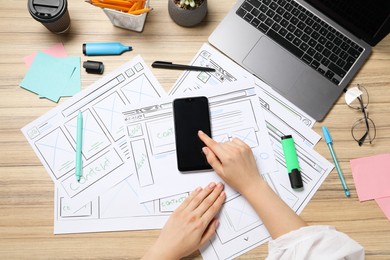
[1,0,389,259]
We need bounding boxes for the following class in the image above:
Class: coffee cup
[28,0,71,34]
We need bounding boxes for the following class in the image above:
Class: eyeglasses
[345,84,376,146]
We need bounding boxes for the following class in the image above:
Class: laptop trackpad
[243,36,304,94]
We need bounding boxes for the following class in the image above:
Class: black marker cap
[83,60,104,74]
[289,168,303,190]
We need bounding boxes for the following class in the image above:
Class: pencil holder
[102,0,150,32]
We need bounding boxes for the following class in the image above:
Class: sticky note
[24,43,68,68]
[20,51,76,102]
[59,56,81,97]
[350,153,390,201]
[375,197,390,221]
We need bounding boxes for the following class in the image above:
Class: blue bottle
[83,42,132,56]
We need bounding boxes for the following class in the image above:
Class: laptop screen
[304,0,390,46]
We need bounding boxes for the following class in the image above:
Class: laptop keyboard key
[343,56,356,71]
[322,57,330,66]
[236,8,247,18]
[244,13,254,23]
[248,0,261,8]
[259,13,267,21]
[332,78,340,85]
[317,67,325,74]
[279,27,288,36]
[258,23,270,33]
[325,70,334,79]
[293,37,302,46]
[347,46,361,58]
[272,22,281,31]
[251,18,261,27]
[329,62,346,77]
[299,42,309,51]
[260,4,268,12]
[242,2,253,12]
[310,60,320,69]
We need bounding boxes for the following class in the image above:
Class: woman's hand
[198,130,263,196]
[143,182,226,260]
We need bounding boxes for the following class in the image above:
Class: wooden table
[1,0,389,259]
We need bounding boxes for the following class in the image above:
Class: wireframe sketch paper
[170,43,317,129]
[119,79,333,259]
[122,83,278,203]
[166,44,333,259]
[54,172,175,234]
[21,55,167,209]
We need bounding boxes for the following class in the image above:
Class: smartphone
[173,96,212,172]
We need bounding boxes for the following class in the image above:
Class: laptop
[209,0,390,121]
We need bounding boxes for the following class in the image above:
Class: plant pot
[168,0,207,27]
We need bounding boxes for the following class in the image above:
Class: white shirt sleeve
[266,225,365,260]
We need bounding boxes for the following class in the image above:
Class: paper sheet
[54,174,172,234]
[169,43,317,130]
[375,197,390,221]
[20,51,78,102]
[22,55,167,209]
[120,80,332,259]
[350,153,390,201]
[166,44,332,259]
[39,47,331,245]
[350,154,390,221]
[122,82,278,203]
[24,43,68,67]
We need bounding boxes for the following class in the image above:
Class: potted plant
[168,0,207,27]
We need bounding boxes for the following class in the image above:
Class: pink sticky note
[375,197,390,221]
[24,43,68,67]
[350,154,390,201]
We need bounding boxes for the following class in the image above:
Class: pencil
[86,0,131,12]
[128,7,152,15]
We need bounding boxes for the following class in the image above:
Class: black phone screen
[173,96,212,172]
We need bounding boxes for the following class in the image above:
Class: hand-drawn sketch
[22,55,167,209]
[167,44,333,259]
[122,84,278,203]
[170,43,317,132]
[54,172,181,234]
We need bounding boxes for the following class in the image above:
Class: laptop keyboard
[236,0,364,85]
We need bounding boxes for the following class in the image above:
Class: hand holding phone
[173,96,212,172]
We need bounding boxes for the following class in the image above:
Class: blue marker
[83,42,132,56]
[322,126,350,197]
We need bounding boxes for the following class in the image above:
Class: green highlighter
[281,135,303,190]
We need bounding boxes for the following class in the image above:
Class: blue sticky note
[20,51,76,102]
[59,56,81,97]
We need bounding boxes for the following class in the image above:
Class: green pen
[75,111,83,182]
[281,135,303,190]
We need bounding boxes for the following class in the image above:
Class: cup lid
[28,0,67,22]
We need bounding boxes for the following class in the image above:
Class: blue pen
[75,111,83,182]
[322,126,350,197]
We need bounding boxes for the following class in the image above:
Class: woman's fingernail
[217,182,223,188]
[195,187,202,192]
[202,147,208,155]
[208,182,216,188]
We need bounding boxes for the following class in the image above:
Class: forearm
[242,177,307,239]
[142,243,177,260]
